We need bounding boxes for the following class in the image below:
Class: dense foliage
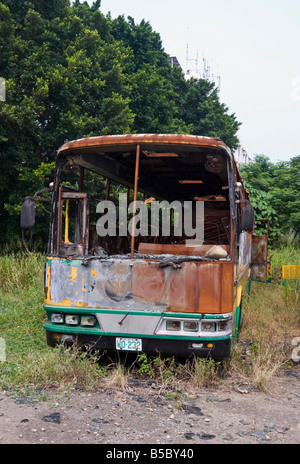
[0,0,280,250]
[240,154,300,245]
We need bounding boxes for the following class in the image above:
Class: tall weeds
[0,252,44,292]
[0,247,299,393]
[230,245,300,390]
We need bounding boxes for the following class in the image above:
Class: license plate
[116,337,142,351]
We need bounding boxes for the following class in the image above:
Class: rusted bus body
[45,255,233,313]
[45,257,235,357]
[42,134,269,359]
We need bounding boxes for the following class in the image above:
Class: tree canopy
[1,0,241,248]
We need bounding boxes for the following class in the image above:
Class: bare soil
[0,366,299,446]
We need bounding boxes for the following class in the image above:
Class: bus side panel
[251,235,269,281]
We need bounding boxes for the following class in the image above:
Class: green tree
[110,15,183,133]
[0,1,242,249]
[177,78,241,149]
[0,1,132,247]
[240,155,300,244]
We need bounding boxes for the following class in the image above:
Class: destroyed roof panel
[58,134,232,156]
[57,135,232,201]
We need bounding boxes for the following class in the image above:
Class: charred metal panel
[138,243,230,256]
[45,257,234,314]
[251,235,268,280]
[165,261,233,313]
[237,231,252,277]
[58,134,232,156]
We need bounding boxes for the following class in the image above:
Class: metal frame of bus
[39,134,270,360]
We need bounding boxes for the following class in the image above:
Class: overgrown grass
[230,244,300,391]
[136,352,222,391]
[271,244,300,282]
[0,252,44,292]
[0,247,299,395]
[0,253,107,392]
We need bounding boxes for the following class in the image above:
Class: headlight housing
[166,320,181,331]
[201,322,216,332]
[183,321,198,332]
[218,321,228,331]
[65,315,79,325]
[51,313,64,324]
[81,315,95,326]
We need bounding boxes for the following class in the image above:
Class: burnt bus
[22,134,271,359]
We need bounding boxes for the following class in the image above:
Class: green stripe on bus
[44,305,231,320]
[44,322,231,341]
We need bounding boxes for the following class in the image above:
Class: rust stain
[130,260,234,314]
[58,134,231,156]
[44,255,235,314]
[138,243,230,257]
[44,264,52,304]
[131,262,166,304]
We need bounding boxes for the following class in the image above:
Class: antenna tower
[185,39,221,92]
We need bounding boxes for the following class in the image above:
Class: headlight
[166,320,181,331]
[81,315,95,326]
[51,313,64,323]
[218,321,228,331]
[65,315,79,325]
[201,322,215,332]
[183,321,198,332]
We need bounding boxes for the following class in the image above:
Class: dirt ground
[0,366,299,446]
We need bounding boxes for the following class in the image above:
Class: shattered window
[58,192,88,256]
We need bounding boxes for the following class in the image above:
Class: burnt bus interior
[49,138,237,260]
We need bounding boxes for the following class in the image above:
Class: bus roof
[57,134,233,201]
[58,134,232,156]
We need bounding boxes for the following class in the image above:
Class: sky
[88,0,300,162]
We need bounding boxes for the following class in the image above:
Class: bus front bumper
[46,330,232,360]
